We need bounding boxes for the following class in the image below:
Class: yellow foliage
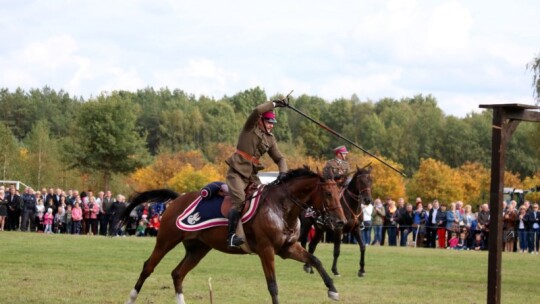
[364,154,406,201]
[167,163,223,193]
[457,162,490,205]
[504,171,522,188]
[19,147,29,160]
[127,150,215,192]
[407,158,464,204]
[523,174,540,190]
[525,192,540,204]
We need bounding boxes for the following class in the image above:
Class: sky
[1,0,539,117]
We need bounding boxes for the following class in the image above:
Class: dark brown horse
[121,167,347,304]
[299,165,373,277]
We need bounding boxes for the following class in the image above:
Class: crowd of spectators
[355,197,540,253]
[0,185,166,237]
[2,183,539,255]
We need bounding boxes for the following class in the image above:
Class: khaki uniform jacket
[322,158,350,180]
[225,101,288,179]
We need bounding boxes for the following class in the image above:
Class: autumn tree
[456,162,490,205]
[407,158,464,204]
[167,163,222,193]
[64,93,150,190]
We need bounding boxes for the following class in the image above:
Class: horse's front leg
[331,229,343,276]
[280,242,339,301]
[351,226,366,277]
[258,247,279,304]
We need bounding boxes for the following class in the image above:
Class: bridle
[282,178,342,216]
[342,170,372,227]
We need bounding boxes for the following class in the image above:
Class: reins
[280,179,341,215]
[341,172,371,228]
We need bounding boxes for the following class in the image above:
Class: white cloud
[426,1,472,53]
[0,0,538,116]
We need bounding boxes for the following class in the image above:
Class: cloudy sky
[1,0,538,117]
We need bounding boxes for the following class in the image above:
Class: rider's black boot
[227,209,245,248]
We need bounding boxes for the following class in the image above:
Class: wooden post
[486,107,505,304]
[479,104,540,304]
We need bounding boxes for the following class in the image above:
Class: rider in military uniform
[323,145,350,187]
[225,98,289,248]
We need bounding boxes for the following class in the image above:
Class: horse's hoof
[328,291,340,301]
[332,270,340,276]
[303,264,313,274]
[358,270,365,277]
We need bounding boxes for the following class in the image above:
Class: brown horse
[300,165,373,277]
[121,167,347,304]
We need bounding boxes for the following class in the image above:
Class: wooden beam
[506,110,540,122]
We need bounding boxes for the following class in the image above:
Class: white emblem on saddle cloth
[176,184,265,231]
[187,212,201,224]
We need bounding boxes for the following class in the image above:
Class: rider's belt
[236,149,260,165]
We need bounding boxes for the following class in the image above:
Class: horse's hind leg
[171,240,212,304]
[126,236,181,304]
[280,242,339,301]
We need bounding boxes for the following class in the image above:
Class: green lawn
[0,232,536,304]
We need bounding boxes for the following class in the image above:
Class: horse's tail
[118,189,180,229]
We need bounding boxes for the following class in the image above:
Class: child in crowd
[54,206,65,233]
[147,214,161,236]
[71,201,83,235]
[65,204,73,234]
[43,208,54,234]
[136,220,147,237]
[35,198,45,232]
[447,232,458,249]
[455,232,468,250]
[472,233,485,251]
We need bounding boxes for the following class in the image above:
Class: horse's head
[277,167,347,230]
[315,173,347,230]
[349,164,373,205]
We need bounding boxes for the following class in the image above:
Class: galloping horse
[121,167,347,304]
[299,165,373,277]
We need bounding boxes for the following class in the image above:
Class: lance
[281,90,407,177]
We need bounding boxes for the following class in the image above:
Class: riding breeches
[226,168,250,211]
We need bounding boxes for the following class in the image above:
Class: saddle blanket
[176,183,264,231]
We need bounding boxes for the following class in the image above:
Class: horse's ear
[361,162,372,171]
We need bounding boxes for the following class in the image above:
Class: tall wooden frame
[478,104,540,304]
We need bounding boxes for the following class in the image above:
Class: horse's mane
[277,166,320,184]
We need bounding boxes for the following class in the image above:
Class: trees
[64,93,150,190]
[0,123,20,181]
[407,158,464,204]
[526,54,540,104]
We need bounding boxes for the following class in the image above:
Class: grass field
[0,232,537,304]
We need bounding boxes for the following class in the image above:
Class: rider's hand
[273,98,288,108]
[277,172,287,182]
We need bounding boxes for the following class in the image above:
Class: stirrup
[227,234,245,248]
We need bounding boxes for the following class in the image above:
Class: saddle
[175,182,263,232]
[221,182,259,216]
